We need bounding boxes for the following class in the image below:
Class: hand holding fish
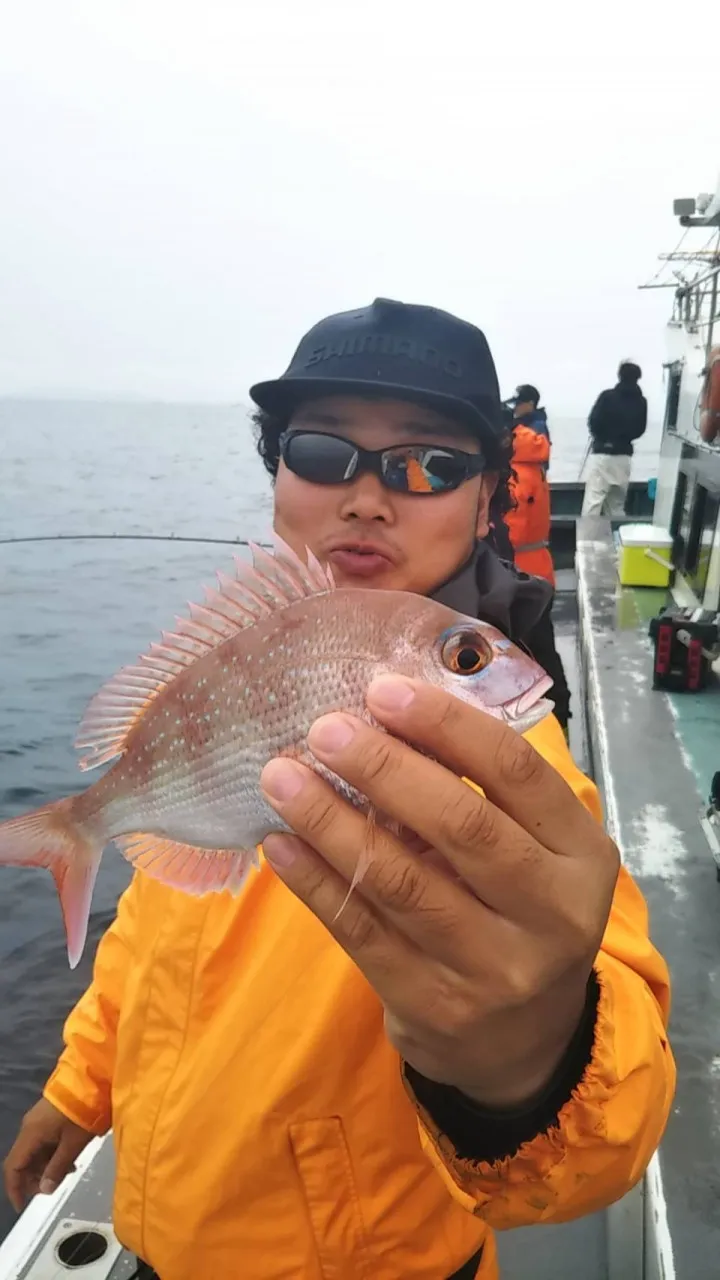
[260,674,620,1108]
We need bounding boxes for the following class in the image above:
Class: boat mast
[671,173,720,357]
[640,174,720,349]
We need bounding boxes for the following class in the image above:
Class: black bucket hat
[250,298,505,453]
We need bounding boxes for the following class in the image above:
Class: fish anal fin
[74,541,335,769]
[114,833,259,897]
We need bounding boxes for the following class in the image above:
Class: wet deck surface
[577,516,720,1280]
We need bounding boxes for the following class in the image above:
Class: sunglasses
[279,430,486,496]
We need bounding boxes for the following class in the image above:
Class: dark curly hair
[251,407,516,557]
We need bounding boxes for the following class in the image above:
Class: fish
[0,537,554,967]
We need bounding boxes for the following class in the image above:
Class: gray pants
[581,453,631,518]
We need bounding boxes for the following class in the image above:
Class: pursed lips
[325,541,398,579]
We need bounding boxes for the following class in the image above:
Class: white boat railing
[0,1137,106,1280]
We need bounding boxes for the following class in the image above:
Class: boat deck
[576,515,720,1280]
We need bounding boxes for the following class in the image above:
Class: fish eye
[441,630,492,676]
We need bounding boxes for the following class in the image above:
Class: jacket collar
[431,542,552,641]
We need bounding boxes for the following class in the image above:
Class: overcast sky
[1,0,718,417]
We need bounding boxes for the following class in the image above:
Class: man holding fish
[2,299,674,1280]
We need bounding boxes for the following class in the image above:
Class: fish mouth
[504,674,555,725]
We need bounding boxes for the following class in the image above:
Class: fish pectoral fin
[114,833,259,896]
[332,805,378,924]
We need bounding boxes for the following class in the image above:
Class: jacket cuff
[404,971,600,1165]
[44,1061,112,1136]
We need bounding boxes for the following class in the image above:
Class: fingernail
[367,674,416,711]
[263,834,300,868]
[39,1178,57,1195]
[261,758,307,804]
[308,713,357,755]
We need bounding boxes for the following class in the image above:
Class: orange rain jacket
[44,716,674,1280]
[505,426,555,585]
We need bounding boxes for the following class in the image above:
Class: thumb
[39,1129,89,1196]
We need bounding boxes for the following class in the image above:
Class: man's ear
[475,473,498,539]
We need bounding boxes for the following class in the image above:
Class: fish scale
[0,536,553,967]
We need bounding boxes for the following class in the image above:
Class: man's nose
[337,472,395,522]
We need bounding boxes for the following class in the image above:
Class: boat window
[689,489,720,603]
[664,365,682,432]
[670,471,690,553]
[685,484,706,573]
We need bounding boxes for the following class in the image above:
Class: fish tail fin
[0,798,103,968]
[332,805,379,924]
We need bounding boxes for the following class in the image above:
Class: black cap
[249,298,503,449]
[511,384,540,406]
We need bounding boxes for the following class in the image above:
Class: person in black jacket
[581,361,647,517]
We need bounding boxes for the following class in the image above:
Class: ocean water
[0,399,660,1240]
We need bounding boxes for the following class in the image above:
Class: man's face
[273,395,497,596]
[513,399,535,419]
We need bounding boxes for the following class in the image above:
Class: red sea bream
[0,539,553,966]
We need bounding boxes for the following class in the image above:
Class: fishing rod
[577,440,592,481]
[0,533,271,548]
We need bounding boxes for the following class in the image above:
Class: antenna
[674,168,720,227]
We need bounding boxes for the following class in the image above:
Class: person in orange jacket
[4,300,674,1280]
[504,384,555,585]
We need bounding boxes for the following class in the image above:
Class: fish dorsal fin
[75,536,335,771]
